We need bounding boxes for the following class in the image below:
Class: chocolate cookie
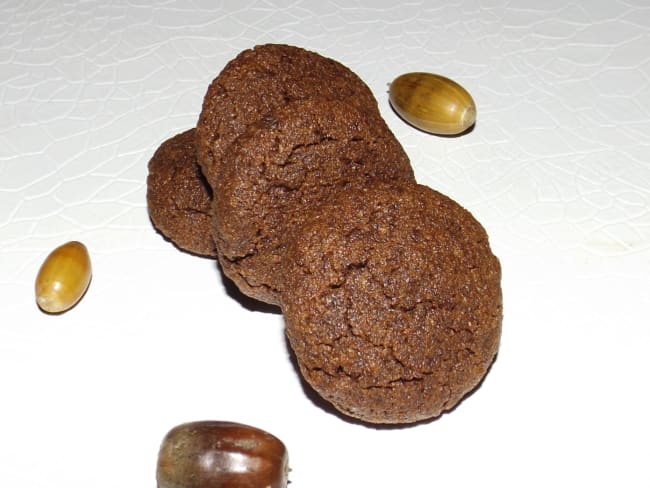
[146,129,217,257]
[212,98,414,305]
[196,43,380,189]
[280,181,502,424]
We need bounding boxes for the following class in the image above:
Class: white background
[1,1,649,486]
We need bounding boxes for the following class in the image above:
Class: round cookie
[212,98,415,305]
[147,129,217,257]
[196,43,381,189]
[280,181,502,424]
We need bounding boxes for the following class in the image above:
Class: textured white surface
[1,1,649,486]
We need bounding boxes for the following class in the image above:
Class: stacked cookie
[147,44,502,424]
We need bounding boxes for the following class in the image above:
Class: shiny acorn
[157,420,290,488]
[35,240,92,314]
[389,72,476,135]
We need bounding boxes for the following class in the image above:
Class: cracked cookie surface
[196,43,380,190]
[146,128,217,257]
[212,98,414,305]
[280,181,502,424]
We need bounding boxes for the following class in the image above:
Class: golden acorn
[389,72,476,135]
[35,241,92,314]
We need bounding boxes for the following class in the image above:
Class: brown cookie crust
[212,98,414,305]
[196,43,380,189]
[146,129,217,257]
[280,181,502,424]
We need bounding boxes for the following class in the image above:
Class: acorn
[389,72,476,135]
[156,420,290,488]
[35,241,92,314]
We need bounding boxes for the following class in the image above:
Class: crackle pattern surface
[1,2,649,487]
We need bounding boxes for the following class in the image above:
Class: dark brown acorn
[156,420,289,488]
